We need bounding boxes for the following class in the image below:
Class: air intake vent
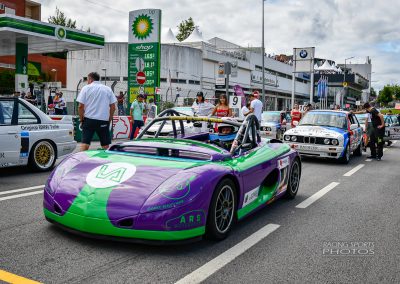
[54,204,62,215]
[117,218,134,228]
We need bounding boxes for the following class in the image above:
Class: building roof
[0,14,104,56]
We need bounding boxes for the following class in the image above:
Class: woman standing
[211,94,232,117]
[291,103,302,127]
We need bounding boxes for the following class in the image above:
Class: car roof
[308,110,349,115]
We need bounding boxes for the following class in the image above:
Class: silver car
[0,97,76,171]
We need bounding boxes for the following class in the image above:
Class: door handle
[7,131,17,134]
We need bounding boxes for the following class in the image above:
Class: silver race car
[0,97,76,171]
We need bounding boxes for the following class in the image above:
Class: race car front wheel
[339,144,350,164]
[206,178,236,241]
[284,158,301,199]
[29,140,56,171]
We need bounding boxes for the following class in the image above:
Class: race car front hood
[285,125,346,139]
[261,122,280,129]
[47,150,206,221]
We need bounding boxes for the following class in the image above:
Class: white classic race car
[283,110,363,164]
[0,97,76,171]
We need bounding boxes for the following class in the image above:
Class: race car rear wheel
[206,178,236,241]
[284,158,301,199]
[29,140,56,171]
[339,144,350,164]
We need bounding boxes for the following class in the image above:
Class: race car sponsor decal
[86,162,136,188]
[158,175,196,200]
[277,156,290,169]
[20,124,60,131]
[166,210,206,229]
[276,167,289,196]
[242,186,259,208]
[20,132,29,157]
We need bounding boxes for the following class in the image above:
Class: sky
[37,0,400,91]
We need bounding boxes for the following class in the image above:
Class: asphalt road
[0,142,399,283]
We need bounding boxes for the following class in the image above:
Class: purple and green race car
[44,110,301,243]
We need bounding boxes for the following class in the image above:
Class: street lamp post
[261,0,266,107]
[101,68,107,85]
[342,56,354,108]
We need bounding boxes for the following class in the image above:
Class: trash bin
[73,117,113,142]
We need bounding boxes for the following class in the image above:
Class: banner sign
[128,9,161,103]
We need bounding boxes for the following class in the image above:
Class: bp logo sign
[86,162,136,188]
[299,49,308,59]
[55,27,66,40]
[132,14,153,40]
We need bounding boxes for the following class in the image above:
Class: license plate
[298,145,319,151]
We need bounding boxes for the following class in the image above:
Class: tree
[370,87,376,98]
[377,86,393,106]
[176,17,195,42]
[392,84,400,100]
[48,7,76,28]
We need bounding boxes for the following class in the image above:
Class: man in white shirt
[249,93,263,122]
[77,72,117,151]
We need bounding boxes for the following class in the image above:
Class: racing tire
[353,142,362,156]
[284,158,301,199]
[205,178,236,241]
[28,140,57,172]
[339,144,350,164]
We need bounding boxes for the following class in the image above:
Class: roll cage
[136,108,261,155]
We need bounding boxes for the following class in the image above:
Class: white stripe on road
[296,182,340,209]
[383,148,387,152]
[365,159,372,162]
[0,190,43,202]
[175,224,280,284]
[343,164,365,177]
[0,185,44,196]
[393,141,397,144]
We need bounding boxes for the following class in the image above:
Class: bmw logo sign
[299,49,308,58]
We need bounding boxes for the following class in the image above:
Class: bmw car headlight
[324,138,330,145]
[291,135,297,142]
[284,135,290,141]
[332,139,339,145]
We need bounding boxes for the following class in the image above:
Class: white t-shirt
[250,99,263,122]
[240,106,250,119]
[77,81,117,121]
[54,97,65,109]
[191,101,214,116]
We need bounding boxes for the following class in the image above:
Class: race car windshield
[299,113,347,129]
[355,115,367,124]
[262,113,280,123]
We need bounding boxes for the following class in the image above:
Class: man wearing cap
[130,94,145,140]
[77,72,117,151]
[249,93,263,122]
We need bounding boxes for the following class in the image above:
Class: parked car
[384,115,400,141]
[283,110,363,163]
[260,111,291,139]
[44,113,301,243]
[0,97,76,171]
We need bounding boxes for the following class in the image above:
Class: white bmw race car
[0,97,76,171]
[283,110,363,164]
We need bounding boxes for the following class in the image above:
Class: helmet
[218,122,236,135]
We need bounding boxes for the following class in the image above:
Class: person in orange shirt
[291,104,302,127]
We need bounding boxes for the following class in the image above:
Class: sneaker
[367,156,376,159]
[376,157,382,161]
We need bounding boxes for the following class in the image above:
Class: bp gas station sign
[128,9,161,104]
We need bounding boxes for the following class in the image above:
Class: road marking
[365,159,372,162]
[383,148,387,152]
[343,164,365,177]
[393,141,397,144]
[175,224,280,284]
[0,185,44,196]
[296,182,340,209]
[0,269,42,284]
[0,190,43,202]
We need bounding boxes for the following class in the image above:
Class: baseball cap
[138,94,145,99]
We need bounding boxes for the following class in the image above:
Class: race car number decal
[278,156,290,169]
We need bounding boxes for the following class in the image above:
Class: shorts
[366,124,374,136]
[82,117,111,146]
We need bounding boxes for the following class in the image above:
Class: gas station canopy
[0,14,104,56]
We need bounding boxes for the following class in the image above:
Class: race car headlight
[140,172,202,213]
[331,139,339,146]
[284,135,291,141]
[324,138,330,145]
[291,135,297,142]
[266,127,272,131]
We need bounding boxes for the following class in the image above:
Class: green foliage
[176,17,195,42]
[159,101,175,112]
[48,7,76,28]
[381,109,400,114]
[0,70,15,94]
[392,84,400,100]
[377,86,393,106]
[370,87,376,98]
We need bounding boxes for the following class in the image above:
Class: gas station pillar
[15,42,28,93]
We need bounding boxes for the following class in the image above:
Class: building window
[160,78,167,82]
[178,79,187,84]
[189,80,200,85]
